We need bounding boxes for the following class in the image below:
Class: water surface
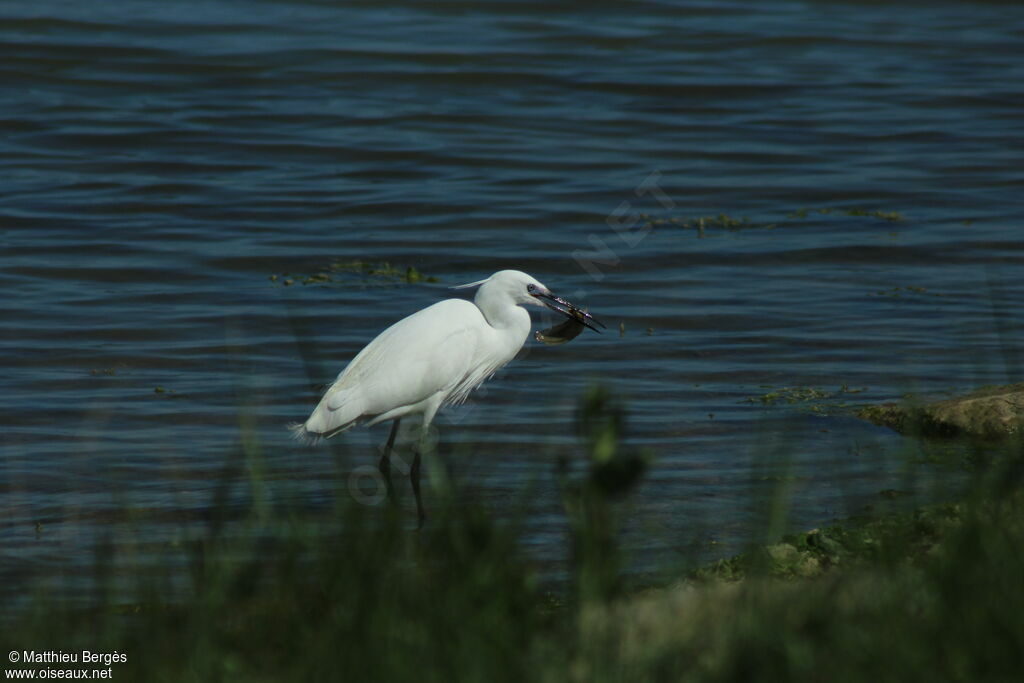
[3,0,1024,597]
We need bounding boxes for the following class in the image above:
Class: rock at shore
[858,382,1024,438]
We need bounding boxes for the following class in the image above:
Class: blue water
[3,0,1024,598]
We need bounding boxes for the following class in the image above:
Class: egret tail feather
[289,419,358,445]
[288,422,323,446]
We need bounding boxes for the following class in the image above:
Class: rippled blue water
[3,0,1023,596]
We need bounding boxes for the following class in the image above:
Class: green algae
[787,206,904,222]
[270,260,439,287]
[641,211,775,236]
[644,205,907,237]
[745,384,868,415]
[868,285,950,298]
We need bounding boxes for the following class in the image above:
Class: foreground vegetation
[6,390,1024,681]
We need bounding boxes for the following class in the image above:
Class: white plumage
[294,270,539,441]
[291,269,602,524]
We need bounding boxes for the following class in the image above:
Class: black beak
[531,291,605,333]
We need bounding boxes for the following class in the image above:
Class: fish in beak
[530,291,605,345]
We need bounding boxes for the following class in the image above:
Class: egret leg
[411,448,425,529]
[379,418,400,502]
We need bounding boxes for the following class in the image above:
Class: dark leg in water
[411,448,425,528]
[379,418,400,502]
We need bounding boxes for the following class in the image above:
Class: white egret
[291,269,603,524]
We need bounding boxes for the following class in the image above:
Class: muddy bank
[858,382,1024,438]
[577,483,1024,678]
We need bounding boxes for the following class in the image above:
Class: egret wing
[323,299,483,418]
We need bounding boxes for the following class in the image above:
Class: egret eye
[527,283,537,293]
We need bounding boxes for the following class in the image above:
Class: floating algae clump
[745,384,867,415]
[787,207,905,222]
[270,260,439,287]
[642,205,907,239]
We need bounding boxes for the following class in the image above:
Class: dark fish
[535,317,586,345]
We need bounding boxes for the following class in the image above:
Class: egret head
[456,270,605,333]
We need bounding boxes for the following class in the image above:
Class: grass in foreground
[5,390,1024,681]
